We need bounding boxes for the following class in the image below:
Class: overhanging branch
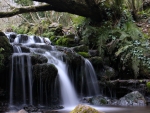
[0,4,52,18]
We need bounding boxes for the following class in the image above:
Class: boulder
[17,109,28,113]
[70,104,104,113]
[71,45,89,52]
[31,54,48,65]
[100,66,116,80]
[33,63,58,81]
[90,95,108,106]
[118,91,146,106]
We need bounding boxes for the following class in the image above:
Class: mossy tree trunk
[0,0,122,22]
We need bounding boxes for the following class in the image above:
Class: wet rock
[118,91,146,106]
[71,45,88,52]
[0,31,13,68]
[18,109,28,113]
[70,104,104,113]
[89,50,99,57]
[33,63,58,81]
[89,57,103,68]
[5,32,17,43]
[20,46,30,53]
[23,105,38,112]
[31,54,48,65]
[101,66,116,80]
[90,95,108,105]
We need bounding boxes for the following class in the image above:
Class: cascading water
[5,32,100,109]
[6,33,79,107]
[83,59,100,96]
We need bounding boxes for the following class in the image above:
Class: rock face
[70,104,104,113]
[0,31,13,103]
[33,63,58,81]
[118,91,146,106]
[0,31,13,71]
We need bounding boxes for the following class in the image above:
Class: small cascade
[6,32,100,108]
[43,52,79,106]
[9,53,33,106]
[82,59,100,96]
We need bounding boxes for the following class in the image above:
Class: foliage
[146,82,150,92]
[109,22,150,78]
[55,36,74,47]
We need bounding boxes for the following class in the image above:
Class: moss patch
[78,52,90,58]
[70,104,104,113]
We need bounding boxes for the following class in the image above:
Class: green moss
[146,82,150,92]
[42,32,54,38]
[78,52,90,58]
[55,36,74,47]
[56,37,63,45]
[100,98,107,105]
[70,104,100,113]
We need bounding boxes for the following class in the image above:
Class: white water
[6,33,101,108]
[9,53,33,106]
[44,52,79,106]
[7,33,79,107]
[84,59,100,96]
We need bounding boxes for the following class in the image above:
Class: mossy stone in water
[70,104,104,113]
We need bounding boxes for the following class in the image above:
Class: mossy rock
[70,104,104,113]
[33,63,58,81]
[91,95,108,106]
[30,54,48,65]
[89,57,103,68]
[72,45,89,52]
[0,31,13,71]
[78,52,90,58]
[56,36,75,47]
[42,32,54,38]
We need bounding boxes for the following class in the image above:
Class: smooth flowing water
[84,59,100,96]
[6,33,80,107]
[55,106,150,113]
[5,32,150,113]
[44,52,79,107]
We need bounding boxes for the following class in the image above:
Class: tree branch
[0,4,52,18]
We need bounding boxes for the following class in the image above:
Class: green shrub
[146,82,150,92]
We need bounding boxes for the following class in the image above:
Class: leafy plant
[146,82,150,92]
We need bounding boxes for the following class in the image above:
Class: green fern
[115,45,132,56]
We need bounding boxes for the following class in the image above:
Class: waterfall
[6,32,100,107]
[84,59,100,96]
[44,52,79,106]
